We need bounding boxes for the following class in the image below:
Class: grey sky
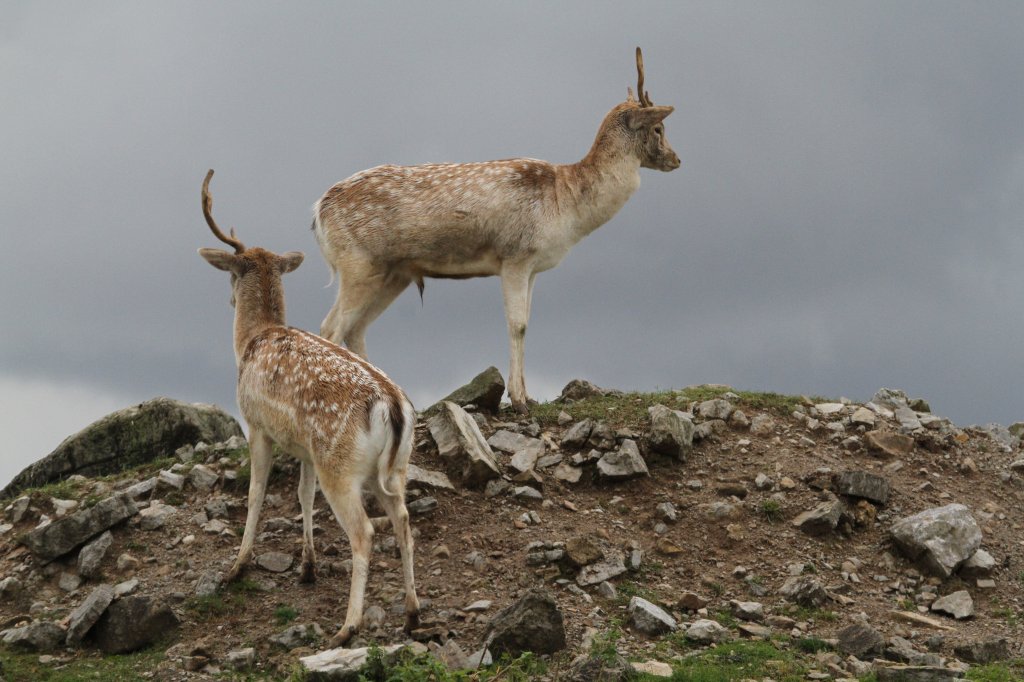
[3,1,1023,489]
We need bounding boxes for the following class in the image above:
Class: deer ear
[278,251,305,274]
[199,248,242,272]
[625,105,674,130]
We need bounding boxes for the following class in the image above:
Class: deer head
[621,47,680,172]
[198,169,303,314]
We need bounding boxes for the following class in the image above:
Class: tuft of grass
[274,604,299,625]
[794,636,831,653]
[759,499,783,523]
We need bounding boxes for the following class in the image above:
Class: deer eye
[653,125,664,135]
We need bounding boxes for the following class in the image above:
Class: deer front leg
[501,265,535,413]
[225,429,273,583]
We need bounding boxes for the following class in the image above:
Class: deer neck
[557,145,641,242]
[232,285,287,365]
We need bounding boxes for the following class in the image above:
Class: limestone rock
[865,430,914,458]
[835,470,891,505]
[406,464,454,491]
[646,405,694,460]
[256,551,294,573]
[301,643,407,679]
[792,500,845,536]
[779,576,828,607]
[576,552,627,586]
[77,530,114,579]
[959,549,996,578]
[431,366,505,414]
[0,621,65,652]
[890,504,982,577]
[596,440,648,480]
[685,618,730,643]
[627,596,677,635]
[269,623,324,650]
[21,493,138,562]
[837,622,885,657]
[487,430,544,455]
[426,402,500,488]
[187,464,219,491]
[487,588,566,657]
[953,638,1010,664]
[92,595,180,653]
[930,590,974,619]
[729,600,764,622]
[1,398,242,499]
[65,584,115,645]
[139,502,176,531]
[561,419,594,449]
[558,379,609,402]
[696,399,733,421]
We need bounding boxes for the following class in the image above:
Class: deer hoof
[328,625,357,649]
[404,609,420,633]
[299,560,316,584]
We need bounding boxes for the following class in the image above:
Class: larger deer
[198,170,420,647]
[313,48,679,413]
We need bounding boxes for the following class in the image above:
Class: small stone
[631,660,673,677]
[116,553,140,572]
[407,496,438,515]
[729,600,764,622]
[512,486,543,501]
[552,463,583,483]
[792,500,845,536]
[837,622,885,656]
[65,584,115,645]
[139,502,176,531]
[268,623,324,650]
[576,553,627,586]
[194,571,221,597]
[779,576,828,607]
[465,599,492,612]
[627,596,677,635]
[686,618,730,643]
[226,647,256,671]
[188,464,219,491]
[930,590,974,619]
[677,591,709,610]
[255,552,294,573]
[78,530,114,579]
[655,502,678,523]
[596,440,648,480]
[58,572,82,592]
[865,430,915,457]
[157,470,185,491]
[596,581,617,599]
[113,578,139,598]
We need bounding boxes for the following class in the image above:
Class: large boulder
[426,402,500,488]
[21,493,138,562]
[487,588,566,657]
[92,595,180,653]
[427,367,506,414]
[1,398,243,499]
[890,504,982,578]
[646,405,694,460]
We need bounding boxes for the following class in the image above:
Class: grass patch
[0,647,164,681]
[665,639,809,682]
[356,644,546,681]
[186,578,264,621]
[274,604,299,625]
[794,636,831,654]
[965,661,1024,682]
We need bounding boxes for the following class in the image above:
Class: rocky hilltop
[0,375,1022,681]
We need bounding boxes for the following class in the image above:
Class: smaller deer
[198,170,419,647]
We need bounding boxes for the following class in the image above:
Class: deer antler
[635,46,653,108]
[202,169,245,254]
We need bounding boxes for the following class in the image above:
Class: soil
[1,385,1022,680]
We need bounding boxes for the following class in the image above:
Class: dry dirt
[1,384,1023,679]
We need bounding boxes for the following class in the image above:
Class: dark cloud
[3,2,1024,487]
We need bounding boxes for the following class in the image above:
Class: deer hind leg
[297,459,317,583]
[320,470,374,648]
[320,261,409,359]
[225,429,273,582]
[371,479,420,633]
[501,265,537,413]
